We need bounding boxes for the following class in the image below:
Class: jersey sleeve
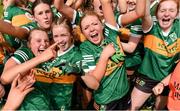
[80,42,97,73]
[71,10,84,25]
[3,5,15,23]
[11,47,34,64]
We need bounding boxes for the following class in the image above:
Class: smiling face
[33,3,53,30]
[81,14,104,45]
[156,0,178,32]
[28,30,50,56]
[52,25,73,53]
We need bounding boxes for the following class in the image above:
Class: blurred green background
[0,0,3,18]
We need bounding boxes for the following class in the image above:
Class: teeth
[91,33,98,38]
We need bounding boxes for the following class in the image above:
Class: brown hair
[52,17,73,36]
[15,0,27,7]
[31,0,51,15]
[79,10,102,30]
[28,28,48,42]
[52,18,74,43]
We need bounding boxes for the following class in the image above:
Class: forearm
[100,0,116,27]
[118,0,127,14]
[120,0,146,26]
[135,0,146,18]
[142,0,152,32]
[54,0,74,21]
[91,55,109,82]
[121,36,141,53]
[1,56,45,84]
[0,20,29,39]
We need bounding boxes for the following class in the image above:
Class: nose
[43,13,48,19]
[89,26,95,32]
[41,41,46,46]
[164,10,170,17]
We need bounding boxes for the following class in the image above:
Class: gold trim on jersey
[105,60,123,76]
[119,28,130,41]
[144,35,180,57]
[31,68,77,84]
[73,25,86,42]
[12,14,32,26]
[0,33,15,63]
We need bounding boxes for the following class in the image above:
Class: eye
[53,35,58,38]
[38,11,43,15]
[93,23,98,25]
[45,10,51,14]
[159,9,166,13]
[83,26,89,30]
[169,9,176,13]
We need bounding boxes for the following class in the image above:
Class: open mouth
[162,18,171,25]
[90,33,98,38]
[45,21,50,24]
[38,49,45,53]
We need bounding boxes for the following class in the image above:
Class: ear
[27,41,31,49]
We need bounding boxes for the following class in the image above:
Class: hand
[54,0,64,10]
[38,42,59,62]
[2,73,35,110]
[111,50,125,63]
[152,82,164,95]
[0,83,5,98]
[101,43,116,60]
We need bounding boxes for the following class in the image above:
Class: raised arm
[118,0,127,14]
[54,0,75,21]
[120,0,146,26]
[0,19,29,39]
[141,0,153,32]
[1,42,58,85]
[100,0,116,26]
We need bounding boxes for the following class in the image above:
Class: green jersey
[80,24,129,105]
[11,46,51,110]
[138,19,180,81]
[34,45,83,110]
[3,5,36,49]
[11,46,34,64]
[150,0,159,22]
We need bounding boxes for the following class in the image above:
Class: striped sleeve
[12,47,34,64]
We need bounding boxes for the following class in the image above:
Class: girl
[78,0,130,110]
[131,0,180,110]
[0,0,53,40]
[41,18,116,110]
[1,29,54,110]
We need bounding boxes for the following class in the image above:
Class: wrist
[159,82,165,87]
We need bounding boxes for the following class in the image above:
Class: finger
[17,78,33,91]
[23,81,35,91]
[49,42,59,49]
[23,87,35,96]
[11,74,20,88]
